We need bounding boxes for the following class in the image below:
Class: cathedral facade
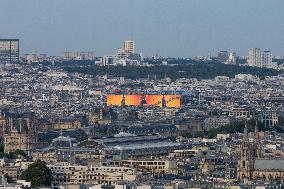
[1,113,37,155]
[237,124,284,182]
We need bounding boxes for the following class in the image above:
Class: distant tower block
[0,39,20,63]
[124,40,135,54]
[248,48,261,67]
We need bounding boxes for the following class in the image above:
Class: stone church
[0,112,37,155]
[237,123,284,182]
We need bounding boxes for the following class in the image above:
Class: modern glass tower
[0,39,20,63]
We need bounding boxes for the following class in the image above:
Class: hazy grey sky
[1,0,284,57]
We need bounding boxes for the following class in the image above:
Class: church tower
[99,106,103,120]
[237,122,254,181]
[253,121,261,158]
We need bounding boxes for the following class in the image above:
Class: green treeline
[61,62,283,80]
[207,119,284,139]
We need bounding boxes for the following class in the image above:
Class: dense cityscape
[0,37,283,189]
[1,0,284,189]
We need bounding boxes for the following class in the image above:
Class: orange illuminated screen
[106,95,181,108]
[125,95,141,106]
[106,95,123,106]
[146,95,180,108]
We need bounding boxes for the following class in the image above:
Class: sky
[1,0,284,57]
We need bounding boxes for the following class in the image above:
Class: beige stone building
[48,163,137,186]
[4,127,36,154]
[53,119,82,130]
[3,116,37,155]
[122,159,177,174]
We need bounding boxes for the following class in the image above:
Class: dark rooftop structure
[0,39,20,63]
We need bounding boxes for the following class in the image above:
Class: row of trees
[179,119,284,139]
[62,62,283,80]
[208,119,271,139]
[0,145,26,159]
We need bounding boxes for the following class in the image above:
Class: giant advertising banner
[106,94,181,108]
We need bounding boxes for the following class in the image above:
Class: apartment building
[48,164,136,186]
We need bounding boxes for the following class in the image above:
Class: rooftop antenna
[100,94,103,108]
[60,129,63,137]
[19,118,22,133]
[244,121,248,134]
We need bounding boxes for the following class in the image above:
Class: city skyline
[1,0,284,57]
[1,1,284,188]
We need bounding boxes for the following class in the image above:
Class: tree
[180,131,192,138]
[194,131,205,138]
[5,152,16,159]
[0,144,4,158]
[4,174,13,183]
[14,149,27,157]
[0,146,27,159]
[208,119,265,138]
[75,129,88,142]
[20,160,52,187]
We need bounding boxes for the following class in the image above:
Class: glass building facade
[0,39,19,63]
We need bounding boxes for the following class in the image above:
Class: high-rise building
[217,51,229,63]
[0,39,20,63]
[262,51,272,68]
[124,40,135,54]
[228,52,237,65]
[248,48,261,67]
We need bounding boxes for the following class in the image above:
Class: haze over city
[2,1,284,188]
[1,0,284,57]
